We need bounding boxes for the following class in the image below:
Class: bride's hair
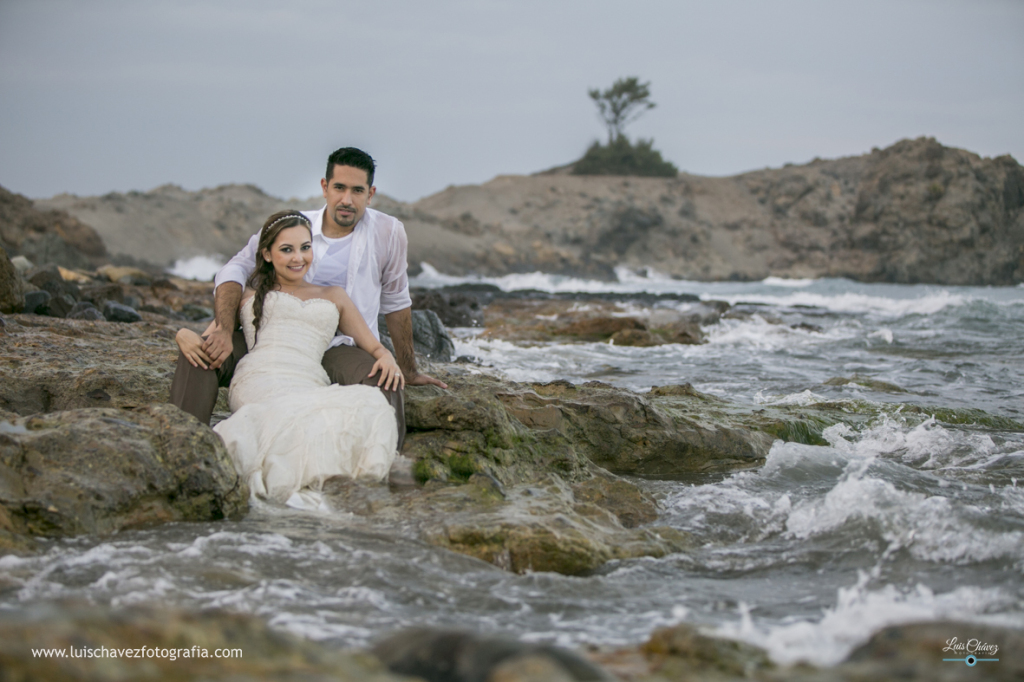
[247,210,312,344]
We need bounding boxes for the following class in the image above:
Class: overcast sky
[1,0,1021,203]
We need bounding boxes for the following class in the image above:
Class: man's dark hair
[326,147,375,186]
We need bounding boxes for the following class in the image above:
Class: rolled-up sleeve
[214,233,259,292]
[379,219,412,314]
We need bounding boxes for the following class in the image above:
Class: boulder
[417,475,693,574]
[0,403,247,543]
[103,300,142,323]
[67,301,104,321]
[373,628,616,681]
[412,288,484,327]
[9,255,33,276]
[78,282,125,308]
[0,245,23,314]
[21,290,49,314]
[26,262,81,299]
[378,309,455,362]
[41,293,76,318]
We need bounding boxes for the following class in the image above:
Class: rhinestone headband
[265,213,311,232]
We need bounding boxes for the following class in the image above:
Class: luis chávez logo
[942,637,999,667]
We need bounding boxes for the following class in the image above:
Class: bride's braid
[247,210,312,346]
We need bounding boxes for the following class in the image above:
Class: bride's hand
[176,328,213,369]
[369,351,405,391]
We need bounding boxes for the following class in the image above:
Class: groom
[170,147,447,450]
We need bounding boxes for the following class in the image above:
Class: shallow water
[2,270,1022,666]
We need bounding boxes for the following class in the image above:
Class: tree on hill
[589,76,655,144]
[574,76,678,177]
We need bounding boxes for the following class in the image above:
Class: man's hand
[200,323,234,370]
[201,282,243,370]
[405,371,448,389]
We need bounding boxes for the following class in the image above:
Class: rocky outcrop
[0,315,184,416]
[0,404,247,549]
[397,137,1024,285]
[33,139,1023,285]
[0,184,109,271]
[36,183,322,268]
[5,307,1019,572]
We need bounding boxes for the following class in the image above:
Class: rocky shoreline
[2,250,1023,679]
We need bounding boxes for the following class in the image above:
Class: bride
[176,210,402,506]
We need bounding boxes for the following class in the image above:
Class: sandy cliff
[36,183,321,268]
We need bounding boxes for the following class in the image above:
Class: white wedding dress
[213,291,397,506]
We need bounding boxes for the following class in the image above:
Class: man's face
[321,165,375,231]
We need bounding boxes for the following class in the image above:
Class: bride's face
[263,225,313,284]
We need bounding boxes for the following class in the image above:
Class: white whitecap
[167,254,225,281]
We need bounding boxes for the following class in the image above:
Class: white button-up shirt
[214,205,413,348]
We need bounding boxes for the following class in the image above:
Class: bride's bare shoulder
[319,286,353,307]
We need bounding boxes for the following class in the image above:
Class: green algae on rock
[323,473,693,576]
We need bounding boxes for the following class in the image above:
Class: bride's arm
[327,287,405,391]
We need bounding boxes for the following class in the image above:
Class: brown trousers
[169,329,405,451]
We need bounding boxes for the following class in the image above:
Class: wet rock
[326,472,691,575]
[412,288,484,327]
[378,309,455,362]
[102,300,142,322]
[67,301,103,321]
[424,476,692,574]
[21,290,49,314]
[824,375,907,393]
[481,297,708,346]
[647,623,775,678]
[0,603,407,681]
[843,620,1022,681]
[411,310,456,361]
[571,475,659,528]
[372,627,616,681]
[0,403,247,542]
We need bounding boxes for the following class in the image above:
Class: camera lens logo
[943,654,998,667]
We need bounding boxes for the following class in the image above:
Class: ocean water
[2,268,1022,667]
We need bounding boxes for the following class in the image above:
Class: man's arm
[384,307,448,389]
[200,282,242,369]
